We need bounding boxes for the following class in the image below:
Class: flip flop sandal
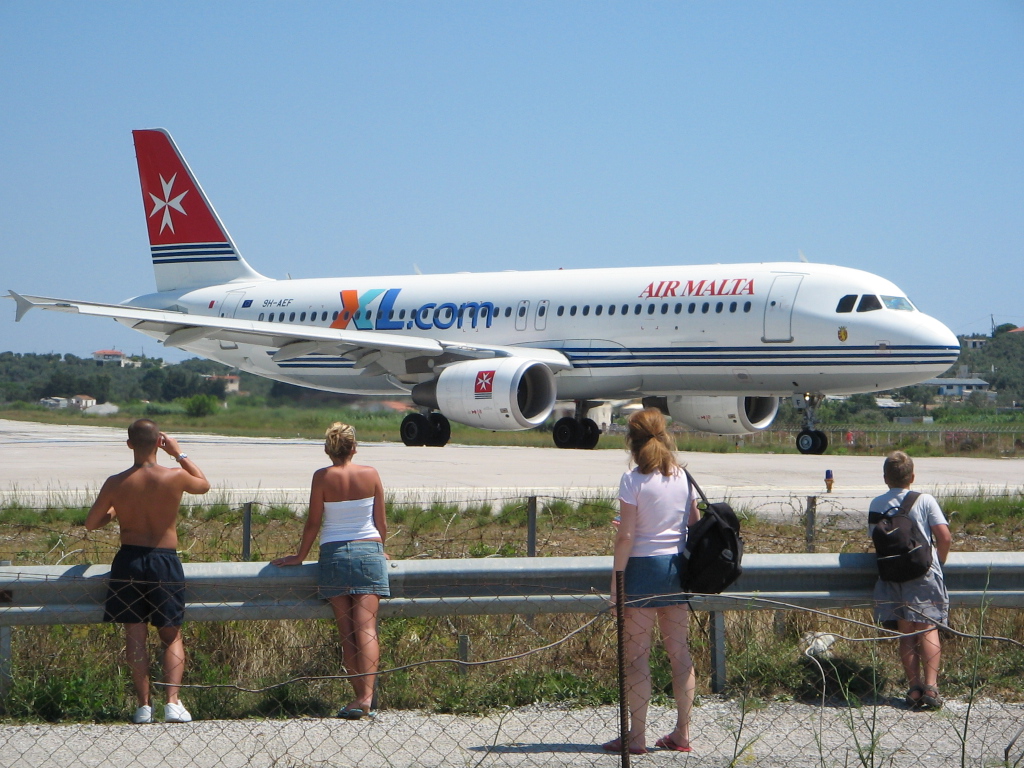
[655,735,693,752]
[602,738,647,755]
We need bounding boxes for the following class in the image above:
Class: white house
[71,394,97,410]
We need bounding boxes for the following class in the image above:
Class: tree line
[1,327,1021,411]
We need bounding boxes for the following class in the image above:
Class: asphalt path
[2,419,1020,519]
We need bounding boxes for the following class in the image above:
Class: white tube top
[321,497,380,544]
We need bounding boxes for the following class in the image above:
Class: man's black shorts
[103,545,185,627]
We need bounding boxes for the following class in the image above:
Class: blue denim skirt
[623,553,689,608]
[318,540,390,598]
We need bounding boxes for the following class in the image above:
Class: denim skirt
[318,540,390,598]
[623,553,689,608]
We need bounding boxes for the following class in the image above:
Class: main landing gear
[552,401,602,450]
[793,393,828,455]
[400,412,451,447]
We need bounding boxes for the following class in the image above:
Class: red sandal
[655,735,693,752]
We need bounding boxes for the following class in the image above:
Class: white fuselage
[125,261,960,401]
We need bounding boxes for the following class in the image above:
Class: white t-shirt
[618,467,694,557]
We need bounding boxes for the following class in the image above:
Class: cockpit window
[857,294,883,312]
[836,295,857,313]
[881,295,915,311]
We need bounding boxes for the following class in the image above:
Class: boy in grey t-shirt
[868,451,951,710]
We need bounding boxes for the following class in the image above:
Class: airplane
[9,129,960,454]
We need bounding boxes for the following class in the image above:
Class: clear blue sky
[2,1,1021,362]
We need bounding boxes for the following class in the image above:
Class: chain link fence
[1,492,1023,766]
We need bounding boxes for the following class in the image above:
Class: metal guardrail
[1,552,1021,698]
[2,552,1022,627]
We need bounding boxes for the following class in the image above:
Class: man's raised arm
[159,433,211,496]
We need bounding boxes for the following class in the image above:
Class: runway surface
[1,419,1020,518]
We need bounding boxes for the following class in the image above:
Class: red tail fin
[133,129,265,292]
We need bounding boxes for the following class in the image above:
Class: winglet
[8,291,37,322]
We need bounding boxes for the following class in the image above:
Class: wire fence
[1,571,1023,767]
[1,493,1024,766]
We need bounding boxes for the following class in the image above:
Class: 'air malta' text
[639,279,755,299]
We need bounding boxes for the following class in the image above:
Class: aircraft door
[762,276,803,343]
[220,291,247,318]
[515,300,530,331]
[535,300,550,331]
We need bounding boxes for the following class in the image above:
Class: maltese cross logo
[148,173,189,234]
[474,370,495,399]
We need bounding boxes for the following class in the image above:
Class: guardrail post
[242,502,253,562]
[805,496,817,554]
[709,610,727,693]
[527,496,537,557]
[458,634,470,676]
[0,560,10,706]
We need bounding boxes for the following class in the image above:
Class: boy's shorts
[103,545,185,627]
[873,567,948,629]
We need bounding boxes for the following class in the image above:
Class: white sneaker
[131,705,153,724]
[164,702,192,723]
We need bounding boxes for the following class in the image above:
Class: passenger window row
[254,300,755,323]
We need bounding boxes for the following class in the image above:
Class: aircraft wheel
[578,418,601,450]
[427,413,451,447]
[796,429,817,455]
[552,417,580,449]
[812,430,829,455]
[401,413,432,447]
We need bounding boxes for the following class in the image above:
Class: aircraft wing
[7,292,572,374]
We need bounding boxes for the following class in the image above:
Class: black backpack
[679,470,744,594]
[870,491,932,583]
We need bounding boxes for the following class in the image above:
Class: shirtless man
[85,419,210,724]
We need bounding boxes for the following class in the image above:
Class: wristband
[174,453,188,462]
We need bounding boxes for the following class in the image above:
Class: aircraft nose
[918,314,960,350]
[909,313,960,372]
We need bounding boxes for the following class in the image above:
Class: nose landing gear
[793,393,828,455]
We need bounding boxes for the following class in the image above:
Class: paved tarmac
[2,419,1020,519]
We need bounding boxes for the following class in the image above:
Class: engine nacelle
[667,395,779,435]
[411,358,557,431]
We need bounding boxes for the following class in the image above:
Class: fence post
[805,496,817,553]
[242,502,252,562]
[0,560,10,706]
[527,496,537,557]
[614,570,631,766]
[710,611,727,693]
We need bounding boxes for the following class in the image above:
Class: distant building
[71,394,97,410]
[963,336,989,350]
[923,378,991,398]
[92,349,141,368]
[203,374,240,393]
[40,396,68,409]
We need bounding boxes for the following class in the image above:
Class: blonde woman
[273,423,388,719]
[604,407,700,754]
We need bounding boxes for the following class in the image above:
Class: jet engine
[666,395,779,435]
[411,358,557,430]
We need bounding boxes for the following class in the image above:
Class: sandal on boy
[905,686,924,709]
[919,685,943,710]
